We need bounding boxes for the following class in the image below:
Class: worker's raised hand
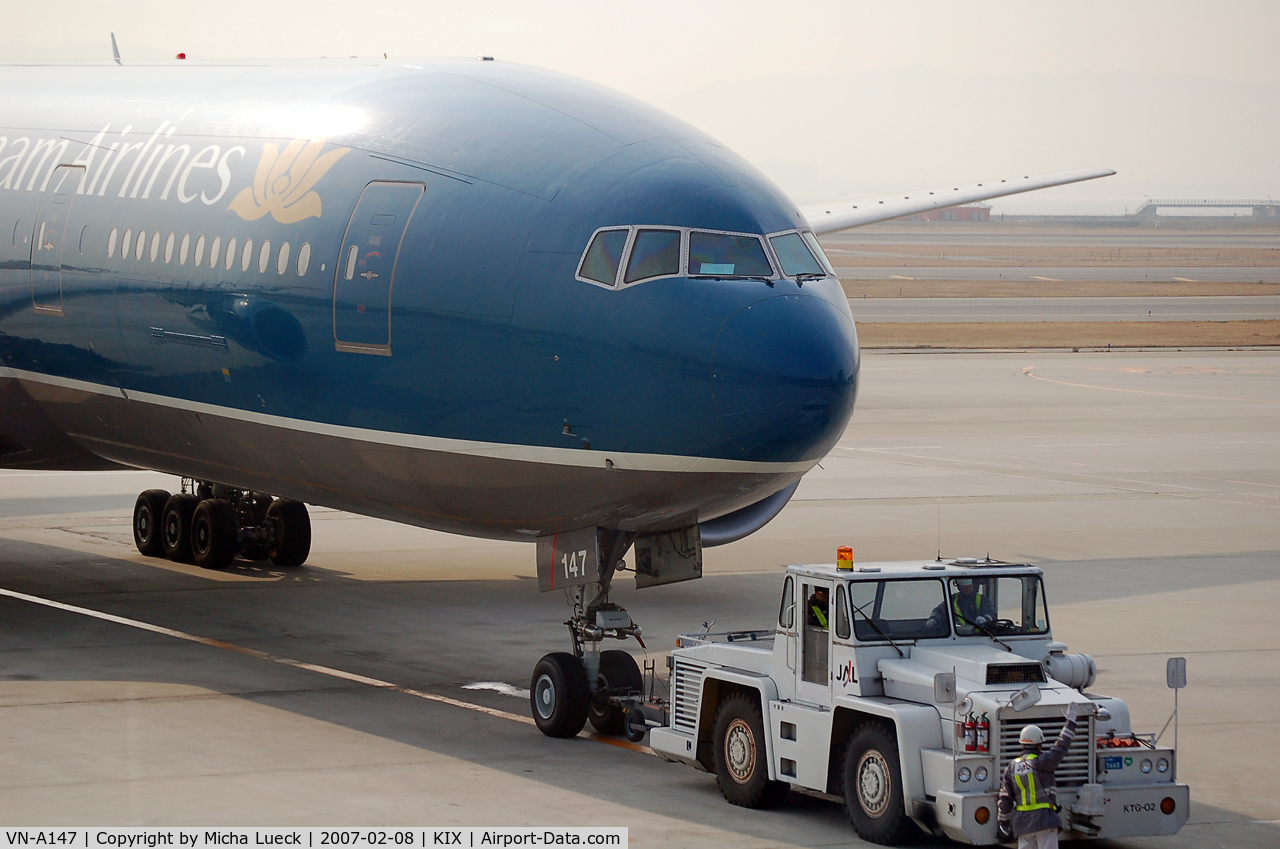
[1066,702,1080,723]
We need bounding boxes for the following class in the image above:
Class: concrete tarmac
[1,351,1277,847]
[848,295,1280,322]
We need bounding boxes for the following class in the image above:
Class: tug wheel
[843,722,918,844]
[713,692,789,809]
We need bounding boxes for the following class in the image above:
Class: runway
[835,266,1280,282]
[1,351,1277,847]
[819,225,1280,250]
[848,295,1280,322]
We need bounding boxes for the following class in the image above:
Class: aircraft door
[333,181,425,355]
[30,165,86,315]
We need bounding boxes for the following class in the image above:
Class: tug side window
[778,575,795,629]
[835,584,851,640]
[579,228,628,286]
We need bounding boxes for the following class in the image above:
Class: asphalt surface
[847,295,1280,322]
[1,351,1277,847]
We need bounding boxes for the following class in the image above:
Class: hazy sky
[5,1,1278,213]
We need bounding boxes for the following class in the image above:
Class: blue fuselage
[0,59,858,540]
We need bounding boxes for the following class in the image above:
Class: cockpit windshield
[848,579,949,641]
[579,228,628,286]
[801,231,836,275]
[769,232,825,277]
[943,575,1050,636]
[688,231,773,278]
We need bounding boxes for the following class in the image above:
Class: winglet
[111,33,122,65]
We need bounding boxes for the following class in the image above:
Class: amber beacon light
[837,545,853,570]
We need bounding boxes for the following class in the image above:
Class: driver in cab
[929,577,996,632]
[807,586,830,629]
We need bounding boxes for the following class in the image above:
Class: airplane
[0,56,1112,738]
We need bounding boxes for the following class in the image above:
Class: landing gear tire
[266,499,310,567]
[161,494,199,563]
[587,650,643,735]
[192,499,239,570]
[843,722,918,845]
[530,652,589,738]
[133,489,170,557]
[713,692,790,809]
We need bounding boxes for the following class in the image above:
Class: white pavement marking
[0,585,655,754]
[463,681,531,698]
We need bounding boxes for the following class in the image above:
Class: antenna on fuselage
[110,33,122,65]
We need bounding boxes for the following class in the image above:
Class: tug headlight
[1140,759,1153,774]
[1156,758,1169,774]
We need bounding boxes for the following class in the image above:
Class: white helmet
[1020,725,1045,747]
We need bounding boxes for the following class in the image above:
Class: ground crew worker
[928,577,997,631]
[997,703,1081,848]
[807,586,829,629]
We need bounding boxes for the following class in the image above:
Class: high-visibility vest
[810,603,828,628]
[1012,753,1055,812]
[954,592,984,625]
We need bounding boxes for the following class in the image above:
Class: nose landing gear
[529,556,668,741]
[132,479,311,569]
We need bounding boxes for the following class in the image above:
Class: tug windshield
[847,579,949,641]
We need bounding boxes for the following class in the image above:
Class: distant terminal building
[1134,199,1279,219]
[903,204,991,222]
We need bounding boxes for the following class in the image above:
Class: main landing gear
[132,479,311,569]
[530,551,664,743]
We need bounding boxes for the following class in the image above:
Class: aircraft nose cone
[713,294,859,462]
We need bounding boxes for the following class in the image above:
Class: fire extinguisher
[976,712,990,753]
[964,712,977,752]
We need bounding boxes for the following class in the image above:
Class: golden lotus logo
[229,139,349,224]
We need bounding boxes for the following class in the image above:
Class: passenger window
[224,237,236,269]
[276,242,290,275]
[688,231,773,277]
[163,232,175,263]
[801,231,836,275]
[194,235,205,266]
[623,229,680,284]
[258,240,271,273]
[241,238,253,272]
[209,236,221,269]
[149,232,160,262]
[179,234,190,265]
[107,228,118,258]
[135,230,146,260]
[121,229,132,258]
[835,584,851,640]
[297,242,311,276]
[769,232,824,277]
[579,228,627,286]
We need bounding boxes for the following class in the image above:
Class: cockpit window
[579,228,628,286]
[801,231,836,275]
[688,231,774,278]
[769,232,825,277]
[624,229,681,284]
